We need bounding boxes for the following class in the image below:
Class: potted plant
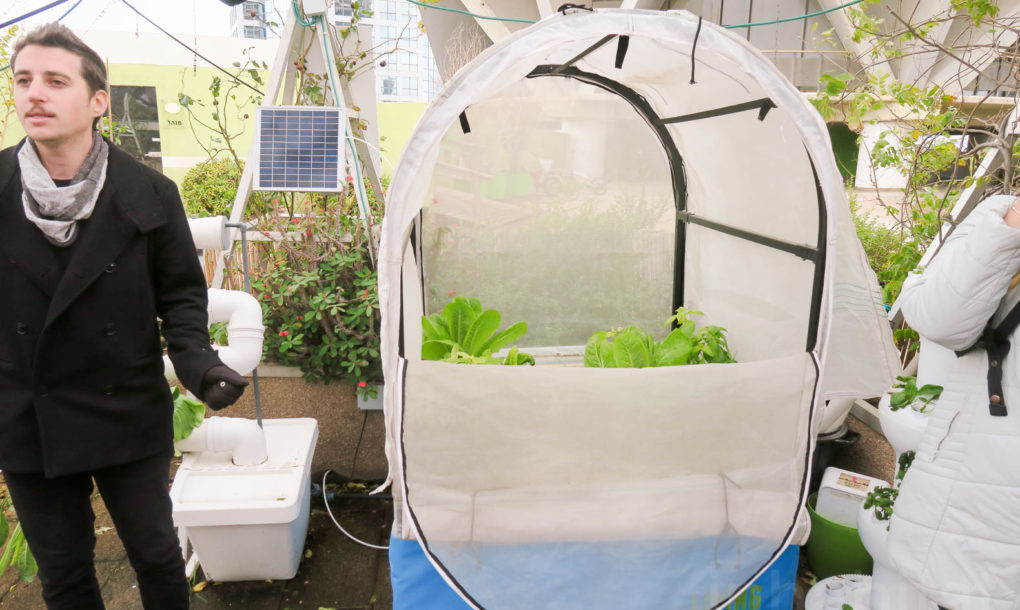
[857,451,937,609]
[878,375,943,457]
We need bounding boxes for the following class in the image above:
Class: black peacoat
[0,140,222,477]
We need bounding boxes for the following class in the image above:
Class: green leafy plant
[181,158,244,218]
[252,185,383,399]
[0,495,37,583]
[863,486,899,522]
[865,448,916,525]
[584,308,736,368]
[888,375,943,413]
[172,385,207,442]
[421,296,534,365]
[896,450,916,483]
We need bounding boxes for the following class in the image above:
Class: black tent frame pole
[527,64,689,319]
[528,61,826,343]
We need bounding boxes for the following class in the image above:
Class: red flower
[291,217,299,224]
[306,229,313,237]
[346,175,354,182]
[278,330,290,337]
[357,381,367,388]
[296,315,304,320]
[447,290,456,296]
[362,290,370,298]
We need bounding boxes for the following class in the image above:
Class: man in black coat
[1,24,248,609]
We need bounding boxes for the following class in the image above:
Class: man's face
[13,44,107,148]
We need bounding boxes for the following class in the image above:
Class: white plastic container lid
[171,418,318,527]
[815,466,888,529]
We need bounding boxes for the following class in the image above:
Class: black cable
[349,409,369,479]
[118,0,264,97]
[0,0,73,30]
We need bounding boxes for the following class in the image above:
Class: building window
[109,86,162,172]
[400,76,417,97]
[244,25,266,39]
[381,77,397,96]
[375,0,395,20]
[398,50,417,68]
[243,1,264,20]
[336,0,372,17]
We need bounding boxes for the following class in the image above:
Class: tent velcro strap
[955,299,1020,417]
[690,17,702,84]
[459,111,471,134]
[615,35,629,69]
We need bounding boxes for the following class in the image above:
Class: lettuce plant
[422,297,534,365]
[584,308,735,368]
[172,386,207,442]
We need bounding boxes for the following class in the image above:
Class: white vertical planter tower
[862,338,953,609]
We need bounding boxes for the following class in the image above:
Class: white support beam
[817,0,895,82]
[459,0,513,44]
[892,0,954,85]
[535,0,557,19]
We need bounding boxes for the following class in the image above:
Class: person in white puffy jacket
[886,194,1020,610]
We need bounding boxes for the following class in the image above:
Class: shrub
[251,182,383,398]
[180,157,242,218]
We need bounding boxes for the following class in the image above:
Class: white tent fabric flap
[378,8,898,609]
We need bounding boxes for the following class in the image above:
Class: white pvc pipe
[174,416,268,466]
[164,288,265,380]
[187,216,230,251]
[206,288,265,376]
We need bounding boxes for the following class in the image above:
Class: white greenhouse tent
[378,9,900,610]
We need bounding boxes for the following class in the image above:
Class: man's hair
[12,23,107,129]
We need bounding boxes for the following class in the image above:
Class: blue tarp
[390,535,799,609]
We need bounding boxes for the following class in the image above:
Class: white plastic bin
[170,418,319,581]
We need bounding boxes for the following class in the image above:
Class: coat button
[991,394,1002,403]
[105,263,117,273]
[103,385,115,396]
[37,385,49,397]
[104,323,117,336]
[991,360,999,367]
[15,322,27,335]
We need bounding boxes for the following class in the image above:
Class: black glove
[200,365,249,410]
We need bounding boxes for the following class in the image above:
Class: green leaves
[896,450,915,483]
[421,297,534,366]
[583,308,736,368]
[819,73,852,96]
[0,522,36,583]
[172,386,207,442]
[888,375,943,413]
[863,486,899,522]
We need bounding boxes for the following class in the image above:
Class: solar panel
[253,107,345,192]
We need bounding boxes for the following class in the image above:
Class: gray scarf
[19,133,109,246]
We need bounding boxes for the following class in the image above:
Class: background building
[229,0,274,40]
[333,0,442,102]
